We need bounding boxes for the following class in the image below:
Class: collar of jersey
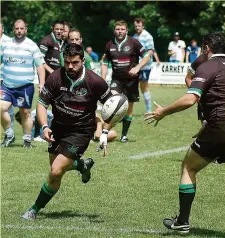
[209,54,225,60]
[12,36,27,44]
[65,66,86,92]
[51,32,64,49]
[115,35,128,51]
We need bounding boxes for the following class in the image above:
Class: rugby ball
[101,94,128,124]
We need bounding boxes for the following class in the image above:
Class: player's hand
[96,129,108,157]
[38,84,44,93]
[42,127,55,142]
[129,67,139,77]
[144,101,165,126]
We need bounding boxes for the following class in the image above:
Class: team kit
[0,18,225,234]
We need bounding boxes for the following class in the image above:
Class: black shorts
[110,78,139,102]
[191,122,225,162]
[48,124,94,160]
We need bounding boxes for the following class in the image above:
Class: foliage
[1,1,224,60]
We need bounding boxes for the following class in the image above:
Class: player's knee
[181,161,198,175]
[50,167,65,179]
[20,109,31,119]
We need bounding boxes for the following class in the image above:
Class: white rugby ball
[101,94,129,124]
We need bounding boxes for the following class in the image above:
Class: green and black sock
[122,115,132,137]
[31,181,59,213]
[178,184,196,224]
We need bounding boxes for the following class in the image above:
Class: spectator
[168,32,186,63]
[186,39,201,63]
[86,46,99,62]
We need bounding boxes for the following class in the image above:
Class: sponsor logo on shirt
[110,48,116,51]
[123,46,130,52]
[192,77,206,83]
[75,88,87,96]
[17,97,24,107]
[60,87,68,91]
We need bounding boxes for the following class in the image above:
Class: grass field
[1,87,225,238]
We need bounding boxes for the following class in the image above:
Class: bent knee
[50,168,65,178]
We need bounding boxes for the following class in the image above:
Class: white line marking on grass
[2,224,166,235]
[129,146,189,160]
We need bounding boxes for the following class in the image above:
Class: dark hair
[203,32,225,54]
[134,18,145,26]
[63,43,84,58]
[64,21,72,31]
[52,20,64,28]
[191,39,197,43]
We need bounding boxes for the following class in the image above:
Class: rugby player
[145,32,225,233]
[101,20,150,143]
[22,43,113,220]
[62,21,72,43]
[0,19,45,148]
[133,18,154,113]
[68,29,95,70]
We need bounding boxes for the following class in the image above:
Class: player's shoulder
[40,34,53,45]
[24,37,38,47]
[142,30,153,39]
[196,56,219,74]
[86,68,103,81]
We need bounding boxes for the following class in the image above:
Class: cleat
[23,140,32,148]
[21,209,37,220]
[1,135,15,147]
[163,216,190,234]
[81,158,95,184]
[214,157,225,164]
[120,136,129,143]
[34,136,47,142]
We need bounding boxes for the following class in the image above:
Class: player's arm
[186,51,190,63]
[101,51,110,80]
[185,71,194,88]
[153,51,160,64]
[197,47,201,57]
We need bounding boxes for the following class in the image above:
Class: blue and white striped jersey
[133,29,154,70]
[1,37,44,88]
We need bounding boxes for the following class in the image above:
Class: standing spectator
[168,32,186,63]
[0,19,45,148]
[133,18,154,113]
[0,21,15,137]
[86,46,99,62]
[186,39,201,63]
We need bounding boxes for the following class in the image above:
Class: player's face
[68,32,82,45]
[13,22,27,40]
[114,25,128,41]
[134,22,144,34]
[62,25,70,40]
[64,55,84,78]
[53,24,64,40]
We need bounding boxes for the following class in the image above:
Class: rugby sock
[178,184,196,224]
[8,106,15,131]
[31,181,59,213]
[122,115,132,137]
[143,92,151,112]
[34,116,41,138]
[67,160,78,171]
[5,127,14,138]
[23,134,32,142]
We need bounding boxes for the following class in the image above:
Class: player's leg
[108,128,118,142]
[139,70,151,113]
[22,153,73,220]
[121,102,133,142]
[8,105,15,132]
[18,84,35,148]
[0,99,15,147]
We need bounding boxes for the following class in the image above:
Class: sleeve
[187,61,217,98]
[168,42,172,50]
[145,34,155,51]
[181,40,186,48]
[133,38,148,58]
[39,37,49,57]
[92,75,112,104]
[186,46,191,53]
[32,44,45,67]
[38,75,55,108]
[101,42,111,65]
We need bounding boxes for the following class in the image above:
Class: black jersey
[102,36,148,81]
[38,67,112,130]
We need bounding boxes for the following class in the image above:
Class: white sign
[149,62,191,84]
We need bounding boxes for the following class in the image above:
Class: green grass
[1,87,225,238]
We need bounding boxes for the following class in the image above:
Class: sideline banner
[149,62,190,85]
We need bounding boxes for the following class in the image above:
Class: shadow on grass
[39,210,104,223]
[161,227,225,237]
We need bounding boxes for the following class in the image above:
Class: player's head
[191,39,197,47]
[202,32,225,56]
[134,18,145,35]
[114,20,128,41]
[62,21,72,41]
[173,32,180,42]
[63,43,85,78]
[52,20,64,40]
[0,21,4,37]
[13,19,27,42]
[68,29,82,45]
